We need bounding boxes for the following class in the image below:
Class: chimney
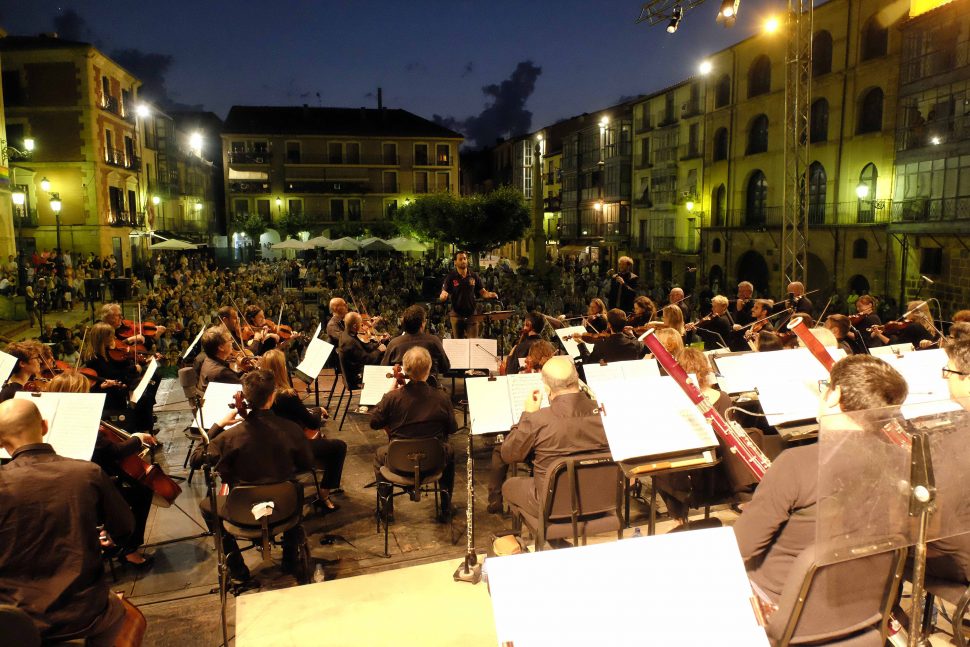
[377,87,383,110]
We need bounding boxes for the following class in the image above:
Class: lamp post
[11,187,28,288]
[49,192,63,253]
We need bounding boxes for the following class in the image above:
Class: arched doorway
[736,250,770,294]
[848,274,870,295]
[708,265,724,294]
[807,252,830,293]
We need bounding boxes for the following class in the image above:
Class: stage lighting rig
[635,0,706,29]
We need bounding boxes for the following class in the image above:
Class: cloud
[461,61,475,78]
[434,60,542,149]
[53,9,101,46]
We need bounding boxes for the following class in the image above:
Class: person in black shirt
[438,251,497,339]
[0,398,136,644]
[0,340,42,402]
[785,281,814,318]
[82,323,140,423]
[381,304,451,376]
[688,295,733,351]
[607,256,639,313]
[871,300,940,349]
[848,294,883,349]
[576,309,647,364]
[199,329,241,392]
[337,312,385,389]
[503,311,544,375]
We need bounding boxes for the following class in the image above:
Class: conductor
[438,251,497,339]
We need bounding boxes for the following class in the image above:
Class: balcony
[104,149,140,170]
[543,196,562,211]
[890,196,970,225]
[634,157,653,170]
[681,101,702,119]
[658,115,678,128]
[99,95,120,116]
[107,211,145,228]
[228,151,272,164]
[284,179,369,194]
[707,202,892,229]
[635,118,653,134]
[229,181,271,194]
[679,145,701,160]
[282,153,400,166]
[16,208,39,228]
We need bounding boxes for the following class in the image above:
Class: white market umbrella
[306,235,332,248]
[359,238,395,252]
[271,239,311,250]
[326,237,362,252]
[150,238,198,250]
[358,237,381,246]
[388,236,428,252]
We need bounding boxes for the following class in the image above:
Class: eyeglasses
[817,379,830,393]
[942,367,969,378]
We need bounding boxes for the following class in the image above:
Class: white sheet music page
[715,347,838,394]
[0,350,17,385]
[194,381,244,430]
[442,338,470,369]
[507,373,549,424]
[466,376,514,435]
[295,337,334,381]
[130,358,158,405]
[555,326,593,359]
[10,392,105,461]
[881,347,950,405]
[469,338,499,370]
[359,365,398,406]
[756,378,824,426]
[183,326,207,360]
[870,343,915,358]
[312,322,322,340]
[597,377,716,462]
[582,361,625,396]
[621,358,661,379]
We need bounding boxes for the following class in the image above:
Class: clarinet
[642,329,771,481]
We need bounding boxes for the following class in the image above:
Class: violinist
[626,296,657,328]
[101,302,165,351]
[607,256,639,313]
[823,314,856,355]
[1,341,43,402]
[661,304,687,338]
[584,298,609,333]
[733,281,755,327]
[262,350,345,512]
[870,300,941,349]
[732,299,773,351]
[381,304,451,377]
[524,340,557,373]
[326,297,349,344]
[337,312,385,390]
[784,281,814,317]
[576,309,647,364]
[216,305,246,349]
[848,294,882,348]
[46,371,156,570]
[667,287,691,324]
[687,295,733,351]
[438,250,498,339]
[199,329,242,392]
[504,311,545,375]
[243,305,281,356]
[82,323,139,425]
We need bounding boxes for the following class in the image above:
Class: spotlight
[717,0,740,25]
[698,60,713,75]
[667,6,683,33]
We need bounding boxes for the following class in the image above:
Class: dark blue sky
[1,0,776,144]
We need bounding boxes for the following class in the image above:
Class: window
[712,238,722,253]
[414,143,429,166]
[415,171,429,193]
[746,171,768,226]
[252,140,269,154]
[109,186,124,218]
[920,248,943,275]
[747,114,769,155]
[687,124,699,157]
[664,93,676,123]
[287,199,303,215]
[715,74,731,108]
[384,199,398,218]
[328,142,343,164]
[383,171,397,192]
[124,136,135,166]
[713,128,729,161]
[101,76,111,102]
[330,199,344,221]
[346,142,360,164]
[436,172,450,193]
[748,56,772,98]
[382,143,397,165]
[861,16,889,61]
[712,185,726,226]
[348,199,361,221]
[853,239,869,259]
[256,199,271,220]
[808,162,827,224]
[857,88,884,134]
[810,99,829,143]
[639,138,651,166]
[233,199,249,217]
[286,141,301,164]
[813,31,833,76]
[1,71,24,105]
[857,163,878,223]
[436,144,450,165]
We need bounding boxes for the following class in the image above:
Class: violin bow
[76,325,90,370]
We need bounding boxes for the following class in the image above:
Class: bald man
[0,399,135,644]
[326,297,349,344]
[499,356,610,520]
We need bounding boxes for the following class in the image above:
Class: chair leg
[187,467,197,485]
[338,391,353,431]
[183,438,196,468]
[326,371,338,408]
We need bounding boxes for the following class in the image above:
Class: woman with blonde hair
[82,323,137,422]
[261,349,346,511]
[661,305,686,337]
[871,300,940,349]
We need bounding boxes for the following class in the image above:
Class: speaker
[111,278,131,302]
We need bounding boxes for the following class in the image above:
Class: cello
[98,420,182,507]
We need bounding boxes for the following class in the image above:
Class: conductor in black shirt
[438,251,497,339]
[607,256,639,313]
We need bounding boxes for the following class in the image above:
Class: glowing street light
[698,60,713,75]
[189,131,203,155]
[136,104,151,118]
[686,200,695,212]
[12,190,25,207]
[856,184,870,199]
[40,177,51,192]
[151,195,161,206]
[24,138,35,152]
[764,16,780,34]
[194,202,203,212]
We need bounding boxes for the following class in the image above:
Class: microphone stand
[197,404,232,647]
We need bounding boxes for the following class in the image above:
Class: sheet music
[183,326,207,359]
[130,358,158,404]
[0,350,17,385]
[507,373,550,423]
[295,337,334,381]
[8,392,105,461]
[469,338,499,370]
[756,377,825,426]
[880,347,951,405]
[359,365,398,406]
[555,326,593,359]
[466,377,514,434]
[584,359,662,396]
[442,338,470,369]
[193,381,244,430]
[312,322,322,340]
[597,377,717,462]
[870,343,915,358]
[714,347,843,394]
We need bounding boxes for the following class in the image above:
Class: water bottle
[312,564,325,583]
[633,527,642,538]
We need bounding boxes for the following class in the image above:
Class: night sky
[2,0,777,147]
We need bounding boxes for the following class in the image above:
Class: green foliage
[365,219,400,239]
[276,210,311,239]
[233,212,267,261]
[392,186,530,253]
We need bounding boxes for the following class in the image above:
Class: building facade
[2,34,148,271]
[220,105,462,256]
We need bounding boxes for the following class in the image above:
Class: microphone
[921,275,935,284]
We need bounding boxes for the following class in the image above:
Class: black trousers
[116,480,153,555]
[310,436,347,489]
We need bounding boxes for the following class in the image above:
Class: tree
[276,210,311,240]
[234,212,267,262]
[392,186,530,254]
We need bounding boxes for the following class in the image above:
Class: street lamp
[686,200,696,212]
[151,195,161,206]
[698,60,713,75]
[40,177,51,192]
[49,192,63,253]
[189,132,203,157]
[194,201,203,212]
[855,184,870,200]
[136,104,151,118]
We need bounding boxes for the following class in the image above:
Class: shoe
[120,553,155,571]
[314,498,340,514]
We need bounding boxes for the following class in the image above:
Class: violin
[869,320,908,335]
[685,312,717,333]
[387,364,407,388]
[98,420,181,507]
[229,349,258,374]
[569,331,612,344]
[627,322,666,337]
[231,390,250,419]
[116,319,160,339]
[847,313,866,327]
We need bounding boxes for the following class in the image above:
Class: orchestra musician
[733,281,755,327]
[381,304,451,377]
[438,251,497,339]
[101,302,165,350]
[734,355,909,617]
[576,309,647,364]
[243,305,281,355]
[660,304,686,339]
[849,294,882,348]
[498,356,609,523]
[687,295,733,351]
[667,287,691,324]
[823,315,857,355]
[524,340,557,373]
[607,256,639,313]
[504,311,545,376]
[584,298,609,333]
[626,296,657,328]
[46,371,156,569]
[370,347,456,521]
[198,329,241,392]
[785,281,813,317]
[326,297,349,345]
[870,300,941,349]
[191,370,315,584]
[261,349,345,511]
[82,323,141,427]
[0,341,42,402]
[337,312,386,390]
[216,305,246,349]
[731,298,774,351]
[0,398,137,644]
